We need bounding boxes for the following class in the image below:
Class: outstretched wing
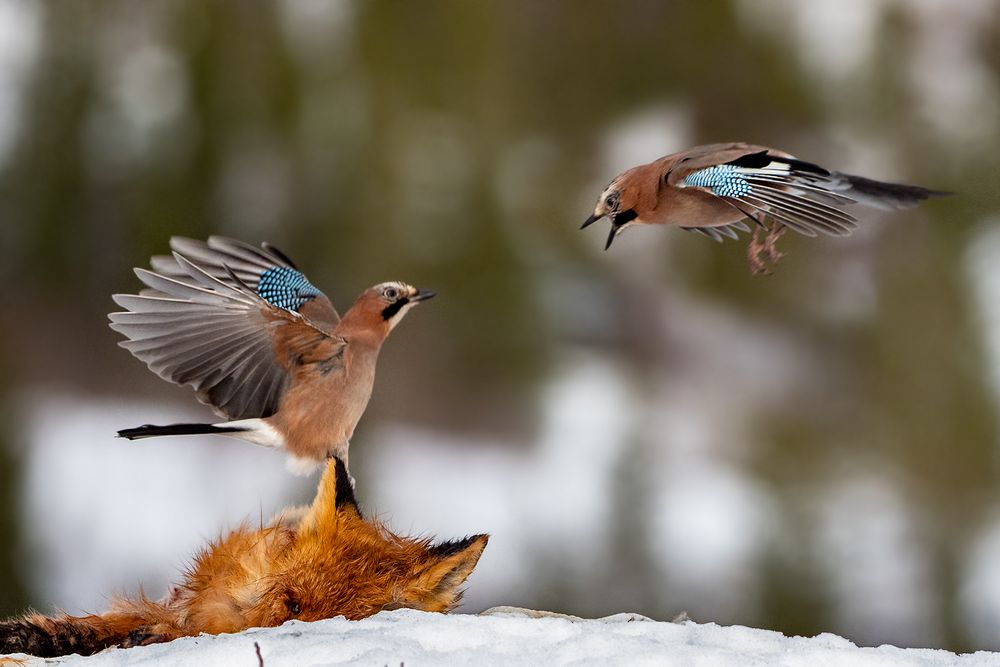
[671,148,859,238]
[109,236,345,420]
[147,236,341,331]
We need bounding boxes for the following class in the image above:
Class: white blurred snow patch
[600,103,692,174]
[648,460,774,619]
[108,46,187,142]
[18,391,305,614]
[0,0,40,168]
[642,301,793,618]
[960,509,1000,650]
[736,0,883,83]
[365,427,526,610]
[903,0,999,146]
[84,9,192,174]
[368,355,637,610]
[11,609,997,667]
[532,356,635,545]
[279,0,358,64]
[656,292,819,420]
[813,468,938,648]
[0,0,41,278]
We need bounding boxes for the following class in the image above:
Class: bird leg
[747,216,786,276]
[747,221,770,276]
[764,223,786,264]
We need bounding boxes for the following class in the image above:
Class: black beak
[604,223,621,250]
[412,289,437,302]
[581,213,602,230]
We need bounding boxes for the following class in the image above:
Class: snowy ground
[8,608,998,667]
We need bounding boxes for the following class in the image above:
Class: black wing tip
[726,151,772,169]
[261,242,300,270]
[726,151,831,177]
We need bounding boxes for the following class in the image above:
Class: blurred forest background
[1,0,1000,653]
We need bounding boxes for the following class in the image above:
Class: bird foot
[764,224,786,264]
[747,223,786,276]
[748,226,771,276]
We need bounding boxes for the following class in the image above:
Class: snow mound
[11,608,997,666]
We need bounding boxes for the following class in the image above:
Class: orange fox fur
[0,459,488,658]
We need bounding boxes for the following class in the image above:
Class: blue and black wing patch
[681,152,859,238]
[683,165,753,199]
[145,237,338,322]
[258,266,322,312]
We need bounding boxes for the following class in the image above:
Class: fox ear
[298,458,359,534]
[329,458,359,512]
[408,535,489,611]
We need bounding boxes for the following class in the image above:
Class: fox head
[218,459,488,629]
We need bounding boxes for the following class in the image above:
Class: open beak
[581,213,603,230]
[412,288,437,302]
[604,223,622,250]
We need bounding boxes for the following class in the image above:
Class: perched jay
[110,236,434,475]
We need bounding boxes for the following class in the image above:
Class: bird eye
[605,193,619,210]
[383,287,399,300]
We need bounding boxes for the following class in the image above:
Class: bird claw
[764,224,786,264]
[747,222,786,275]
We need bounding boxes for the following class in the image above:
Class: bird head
[581,176,641,250]
[339,282,435,343]
[368,281,436,331]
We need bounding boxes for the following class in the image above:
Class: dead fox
[0,458,488,658]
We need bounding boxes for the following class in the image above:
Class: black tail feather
[841,173,952,209]
[117,423,247,440]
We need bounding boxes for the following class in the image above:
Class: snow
[8,608,997,667]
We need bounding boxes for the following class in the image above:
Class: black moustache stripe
[614,208,638,226]
[381,297,410,320]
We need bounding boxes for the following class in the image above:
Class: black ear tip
[332,456,348,475]
[430,534,489,557]
[331,457,358,510]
